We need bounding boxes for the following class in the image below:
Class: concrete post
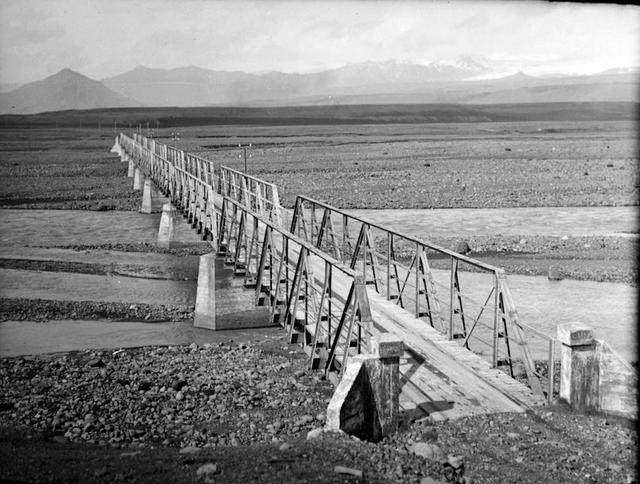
[127,158,134,177]
[194,253,216,330]
[558,322,598,411]
[326,334,403,441]
[133,168,145,191]
[157,203,178,249]
[369,333,403,436]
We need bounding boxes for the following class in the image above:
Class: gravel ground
[42,242,214,256]
[0,298,194,322]
[415,234,638,284]
[0,343,636,483]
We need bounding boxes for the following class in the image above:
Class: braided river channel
[0,207,636,361]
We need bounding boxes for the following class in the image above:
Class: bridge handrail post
[492,271,500,368]
[548,338,556,404]
[496,270,544,397]
[448,256,455,340]
[386,233,392,301]
[272,188,282,227]
[353,274,373,353]
[415,242,421,318]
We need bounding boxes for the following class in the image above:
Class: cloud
[0,0,638,83]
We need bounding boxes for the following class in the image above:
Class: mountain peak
[504,71,536,80]
[53,68,86,79]
[429,56,490,74]
[0,67,140,114]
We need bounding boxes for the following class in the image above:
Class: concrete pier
[194,253,216,330]
[140,180,168,214]
[110,137,122,156]
[157,203,179,248]
[157,203,211,249]
[193,254,272,331]
[133,168,145,191]
[127,158,134,177]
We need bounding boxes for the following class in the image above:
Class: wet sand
[0,268,196,306]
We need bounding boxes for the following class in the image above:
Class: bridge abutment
[326,334,403,441]
[558,322,637,419]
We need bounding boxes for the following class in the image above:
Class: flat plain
[0,115,637,483]
[2,119,637,210]
[1,119,636,283]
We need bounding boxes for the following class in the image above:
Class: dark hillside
[0,102,637,129]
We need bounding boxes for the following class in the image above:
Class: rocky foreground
[0,341,636,483]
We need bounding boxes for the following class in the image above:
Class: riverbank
[427,234,637,285]
[0,343,636,483]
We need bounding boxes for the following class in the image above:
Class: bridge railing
[290,195,554,400]
[122,135,285,228]
[218,195,373,377]
[219,166,283,227]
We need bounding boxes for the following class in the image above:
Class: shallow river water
[351,206,637,361]
[347,206,638,237]
[0,208,636,361]
[430,269,637,361]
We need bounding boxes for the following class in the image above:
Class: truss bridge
[113,133,555,420]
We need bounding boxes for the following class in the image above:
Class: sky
[0,0,638,85]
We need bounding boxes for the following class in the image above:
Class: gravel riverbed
[0,342,637,483]
[0,125,637,482]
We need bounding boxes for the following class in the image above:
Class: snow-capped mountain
[1,57,637,113]
[427,56,491,76]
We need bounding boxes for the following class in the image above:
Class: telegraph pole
[238,143,252,173]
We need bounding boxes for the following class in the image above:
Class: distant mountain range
[0,69,141,114]
[1,58,638,114]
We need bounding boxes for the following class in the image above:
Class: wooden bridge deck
[370,293,545,420]
[295,248,545,420]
